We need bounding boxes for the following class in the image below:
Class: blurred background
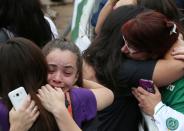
[41,0,74,37]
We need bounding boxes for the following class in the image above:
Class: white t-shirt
[44,16,59,39]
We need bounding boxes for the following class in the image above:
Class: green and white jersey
[161,78,184,114]
[154,102,184,131]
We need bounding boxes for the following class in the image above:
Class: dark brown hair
[0,37,59,131]
[121,10,180,58]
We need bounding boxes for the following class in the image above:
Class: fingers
[154,85,159,92]
[136,87,150,95]
[45,84,55,92]
[132,87,150,103]
[9,108,16,116]
[32,111,39,122]
[172,55,184,60]
[19,95,31,110]
[54,87,63,93]
[27,100,39,123]
[132,88,141,102]
[27,100,35,112]
[26,99,39,115]
[38,84,56,97]
[41,85,49,94]
[172,48,184,55]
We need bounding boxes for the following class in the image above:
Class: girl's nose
[53,72,62,83]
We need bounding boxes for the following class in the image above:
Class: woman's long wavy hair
[0,37,59,131]
[83,5,149,92]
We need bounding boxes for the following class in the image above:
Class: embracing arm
[113,0,137,9]
[153,34,184,87]
[153,59,184,87]
[95,0,117,34]
[83,79,114,111]
[82,60,98,82]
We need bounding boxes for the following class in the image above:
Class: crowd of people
[0,0,184,131]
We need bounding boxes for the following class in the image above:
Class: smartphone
[8,87,27,110]
[139,79,155,93]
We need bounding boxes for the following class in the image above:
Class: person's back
[0,38,59,131]
[0,0,54,47]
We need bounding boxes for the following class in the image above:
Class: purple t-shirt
[0,88,97,130]
[70,88,97,128]
[0,100,9,131]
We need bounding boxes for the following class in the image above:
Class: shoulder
[118,59,157,86]
[119,59,157,74]
[70,88,95,100]
[70,88,97,110]
[70,88,97,126]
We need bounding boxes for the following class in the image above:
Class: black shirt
[97,59,156,131]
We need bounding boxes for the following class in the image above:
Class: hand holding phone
[139,79,155,93]
[8,87,27,110]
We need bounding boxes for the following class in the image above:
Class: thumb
[154,85,160,94]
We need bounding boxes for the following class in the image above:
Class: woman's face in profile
[121,38,150,60]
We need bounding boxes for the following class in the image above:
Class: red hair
[121,10,179,58]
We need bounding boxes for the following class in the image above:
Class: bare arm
[95,0,136,34]
[83,79,114,111]
[82,60,98,82]
[95,0,116,34]
[113,0,137,9]
[153,34,184,87]
[153,59,184,87]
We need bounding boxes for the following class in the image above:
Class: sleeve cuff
[154,101,166,115]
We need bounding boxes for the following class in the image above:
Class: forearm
[95,1,114,34]
[53,107,82,131]
[153,59,184,87]
[91,87,114,111]
[83,79,114,110]
[83,79,105,89]
[153,37,184,87]
[153,102,184,131]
